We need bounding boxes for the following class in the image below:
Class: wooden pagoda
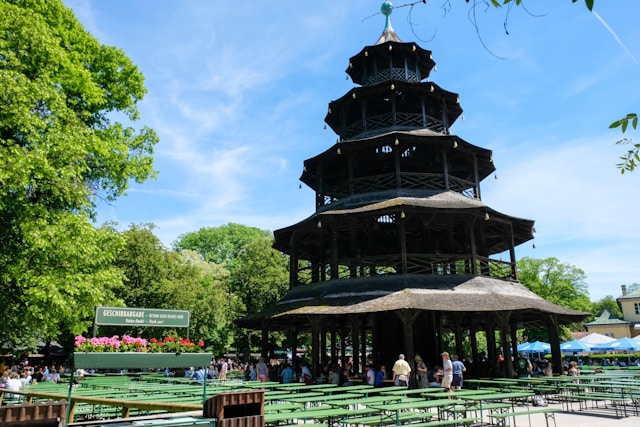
[238,1,588,378]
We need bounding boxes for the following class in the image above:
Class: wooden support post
[497,311,513,379]
[309,316,321,377]
[350,315,361,374]
[546,315,563,375]
[395,309,420,369]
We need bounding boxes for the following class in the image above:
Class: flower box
[73,352,213,369]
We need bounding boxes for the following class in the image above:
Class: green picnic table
[457,391,533,426]
[284,392,361,406]
[298,406,378,427]
[242,381,281,390]
[369,398,465,425]
[323,394,403,409]
[380,387,436,396]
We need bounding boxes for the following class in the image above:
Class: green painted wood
[73,352,212,369]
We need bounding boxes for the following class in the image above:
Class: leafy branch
[492,0,593,11]
[611,114,639,174]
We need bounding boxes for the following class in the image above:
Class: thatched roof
[238,274,589,330]
[273,192,534,254]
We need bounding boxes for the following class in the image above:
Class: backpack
[532,395,548,407]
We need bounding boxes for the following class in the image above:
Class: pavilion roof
[238,274,589,330]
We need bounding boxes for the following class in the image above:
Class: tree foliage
[113,225,237,354]
[611,114,640,173]
[174,224,290,357]
[229,234,290,359]
[0,0,157,350]
[229,235,290,316]
[591,295,623,320]
[517,257,591,340]
[174,223,270,265]
[518,257,591,313]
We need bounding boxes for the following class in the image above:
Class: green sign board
[95,306,190,328]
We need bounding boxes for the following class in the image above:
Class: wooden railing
[295,254,516,286]
[318,172,477,207]
[0,398,67,426]
[342,113,445,139]
[0,389,201,421]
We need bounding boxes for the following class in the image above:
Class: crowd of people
[6,350,634,399]
[1,363,65,398]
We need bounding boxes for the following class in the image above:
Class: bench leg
[543,412,556,427]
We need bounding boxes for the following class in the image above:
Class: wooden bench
[488,408,561,427]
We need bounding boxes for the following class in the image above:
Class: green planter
[73,352,213,369]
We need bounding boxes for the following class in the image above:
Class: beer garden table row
[8,370,640,426]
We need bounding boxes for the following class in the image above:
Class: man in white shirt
[365,364,375,385]
[391,354,411,387]
[6,372,23,398]
[441,352,453,392]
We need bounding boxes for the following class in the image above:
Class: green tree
[517,257,591,341]
[174,224,290,357]
[624,282,640,294]
[230,235,290,360]
[174,223,270,265]
[0,0,157,351]
[114,225,171,309]
[162,250,239,355]
[113,225,236,353]
[591,295,623,320]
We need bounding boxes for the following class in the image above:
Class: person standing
[440,352,453,392]
[280,362,296,384]
[414,355,429,389]
[391,354,411,387]
[516,353,532,378]
[451,355,466,390]
[218,358,228,381]
[256,357,269,382]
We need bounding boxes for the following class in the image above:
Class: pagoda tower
[239,2,587,377]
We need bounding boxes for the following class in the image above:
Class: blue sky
[63,1,639,301]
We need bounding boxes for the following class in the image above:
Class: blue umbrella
[519,341,551,354]
[517,341,551,361]
[560,339,592,353]
[592,337,640,352]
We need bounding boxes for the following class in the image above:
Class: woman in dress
[414,354,429,389]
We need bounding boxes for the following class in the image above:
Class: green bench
[399,417,479,427]
[488,407,560,427]
[264,403,304,414]
[349,411,436,425]
[560,392,628,417]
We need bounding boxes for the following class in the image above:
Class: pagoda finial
[382,1,394,32]
[376,1,403,44]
